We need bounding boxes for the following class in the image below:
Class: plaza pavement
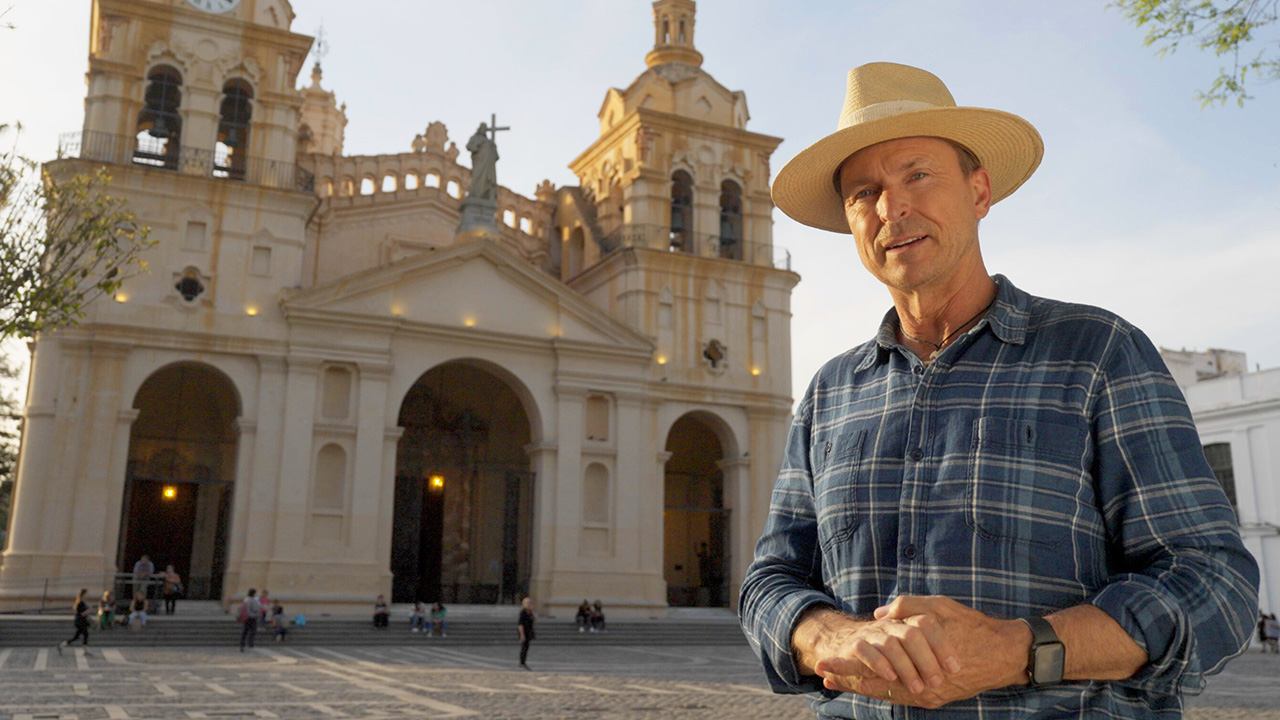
[0,641,1276,719]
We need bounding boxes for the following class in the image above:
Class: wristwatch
[1019,616,1065,686]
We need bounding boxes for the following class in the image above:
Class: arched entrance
[119,363,240,600]
[664,413,729,607]
[393,361,534,604]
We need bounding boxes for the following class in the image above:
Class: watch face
[185,0,241,13]
[1032,641,1065,685]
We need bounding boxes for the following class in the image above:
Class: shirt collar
[858,274,1030,371]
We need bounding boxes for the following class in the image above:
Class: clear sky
[3,0,1279,408]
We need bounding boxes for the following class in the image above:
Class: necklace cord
[900,296,997,353]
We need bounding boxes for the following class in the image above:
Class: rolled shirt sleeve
[1087,327,1259,696]
[740,383,842,696]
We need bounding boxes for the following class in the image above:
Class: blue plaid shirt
[740,276,1259,719]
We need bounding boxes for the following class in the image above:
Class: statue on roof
[465,123,500,202]
[456,115,510,239]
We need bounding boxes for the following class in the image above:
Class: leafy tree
[1,125,153,338]
[1111,0,1280,106]
[0,349,20,546]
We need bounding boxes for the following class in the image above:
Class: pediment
[283,238,653,351]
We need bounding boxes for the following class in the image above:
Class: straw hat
[771,62,1043,234]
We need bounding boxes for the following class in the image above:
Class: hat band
[841,99,940,128]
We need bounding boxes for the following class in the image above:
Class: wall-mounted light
[246,307,258,316]
[114,293,128,303]
[751,367,762,376]
[656,355,667,365]
[463,317,477,328]
[429,474,445,491]
[162,485,177,500]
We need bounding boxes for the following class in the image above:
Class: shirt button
[903,544,918,560]
[909,448,923,461]
[912,365,925,376]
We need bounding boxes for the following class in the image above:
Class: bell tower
[646,0,703,69]
[0,0,320,597]
[561,0,794,389]
[82,0,314,175]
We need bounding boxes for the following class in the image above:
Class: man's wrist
[793,604,858,675]
[999,617,1036,687]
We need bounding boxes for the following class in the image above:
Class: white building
[0,0,798,617]
[1164,348,1280,631]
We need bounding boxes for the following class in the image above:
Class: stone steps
[0,616,750,648]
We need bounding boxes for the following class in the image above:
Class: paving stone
[0,643,1274,719]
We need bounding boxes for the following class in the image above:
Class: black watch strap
[1020,616,1065,686]
[1021,616,1057,645]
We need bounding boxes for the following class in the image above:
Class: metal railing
[0,572,209,614]
[57,130,315,193]
[598,223,791,270]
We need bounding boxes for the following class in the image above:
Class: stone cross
[487,113,510,143]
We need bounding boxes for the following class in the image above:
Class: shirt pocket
[967,417,1087,547]
[814,428,867,551]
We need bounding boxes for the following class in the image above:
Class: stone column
[65,343,130,574]
[271,357,321,558]
[378,425,406,587]
[229,357,283,591]
[554,389,586,568]
[717,455,751,610]
[651,450,674,610]
[523,442,558,606]
[349,364,391,581]
[99,408,141,576]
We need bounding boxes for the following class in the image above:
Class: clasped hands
[808,596,1029,709]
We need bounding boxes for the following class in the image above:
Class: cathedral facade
[0,0,798,616]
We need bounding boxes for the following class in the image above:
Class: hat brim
[771,106,1043,234]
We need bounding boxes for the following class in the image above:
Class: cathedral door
[393,362,535,604]
[119,363,239,601]
[663,413,729,607]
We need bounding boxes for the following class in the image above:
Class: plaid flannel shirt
[740,276,1259,719]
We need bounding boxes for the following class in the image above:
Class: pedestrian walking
[517,596,536,669]
[239,588,261,651]
[57,588,93,655]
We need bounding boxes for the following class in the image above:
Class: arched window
[135,65,183,169]
[313,444,347,510]
[216,79,253,180]
[382,174,397,193]
[670,170,694,252]
[718,180,743,260]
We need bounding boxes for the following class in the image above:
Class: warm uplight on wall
[463,317,477,328]
[656,355,667,365]
[246,307,258,316]
[751,367,762,376]
[162,485,177,500]
[429,475,445,491]
[391,304,404,317]
[114,293,127,303]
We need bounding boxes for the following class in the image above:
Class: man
[131,553,154,603]
[239,588,260,652]
[739,62,1259,719]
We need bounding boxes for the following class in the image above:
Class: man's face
[838,137,992,295]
